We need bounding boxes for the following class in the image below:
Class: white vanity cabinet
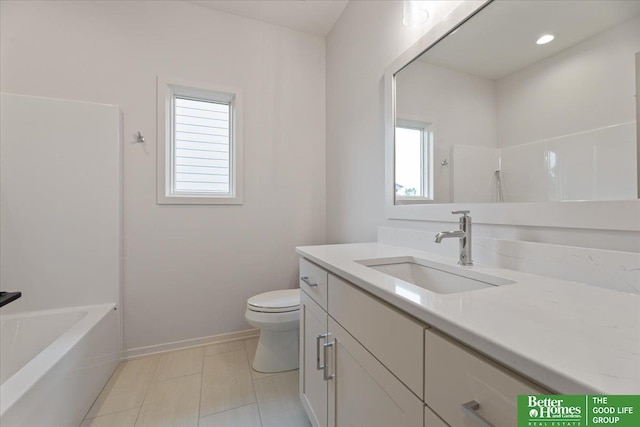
[327,317,423,427]
[300,257,328,309]
[300,290,328,427]
[299,259,424,427]
[328,275,425,398]
[299,257,550,427]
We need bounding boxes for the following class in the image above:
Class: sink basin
[357,256,516,294]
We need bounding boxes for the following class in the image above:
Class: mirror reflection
[394,0,640,204]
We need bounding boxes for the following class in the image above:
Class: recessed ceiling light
[536,34,556,45]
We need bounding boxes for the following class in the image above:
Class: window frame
[157,76,243,205]
[394,119,434,204]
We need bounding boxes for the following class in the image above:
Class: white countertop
[296,242,640,395]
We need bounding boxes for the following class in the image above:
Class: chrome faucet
[434,210,473,266]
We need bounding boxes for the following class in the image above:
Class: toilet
[245,289,300,373]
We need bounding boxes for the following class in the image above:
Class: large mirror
[393,0,640,206]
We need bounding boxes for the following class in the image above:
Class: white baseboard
[121,328,260,361]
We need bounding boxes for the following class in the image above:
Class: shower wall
[0,94,122,314]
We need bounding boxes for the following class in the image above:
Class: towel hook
[135,131,145,143]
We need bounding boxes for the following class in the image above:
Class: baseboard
[121,328,260,361]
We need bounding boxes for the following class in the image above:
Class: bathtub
[0,304,120,427]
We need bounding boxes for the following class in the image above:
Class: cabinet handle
[461,401,494,427]
[300,276,318,287]
[316,333,329,370]
[323,340,335,381]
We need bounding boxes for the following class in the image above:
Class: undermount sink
[357,256,516,294]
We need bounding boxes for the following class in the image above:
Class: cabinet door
[327,318,423,427]
[329,274,425,398]
[300,290,329,427]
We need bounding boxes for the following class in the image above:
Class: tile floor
[81,338,311,427]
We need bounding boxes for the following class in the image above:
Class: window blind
[173,97,230,193]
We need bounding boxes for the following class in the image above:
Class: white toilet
[245,289,300,373]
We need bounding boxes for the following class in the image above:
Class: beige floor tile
[152,347,204,382]
[200,349,256,417]
[80,408,139,427]
[86,355,160,418]
[135,374,201,427]
[244,338,277,380]
[254,370,310,427]
[204,340,245,356]
[199,403,262,427]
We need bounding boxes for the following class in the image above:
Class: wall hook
[441,159,449,166]
[135,131,145,143]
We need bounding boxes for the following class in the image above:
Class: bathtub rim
[0,303,117,416]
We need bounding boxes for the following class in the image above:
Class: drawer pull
[461,401,494,427]
[316,333,329,370]
[323,340,336,381]
[301,276,318,287]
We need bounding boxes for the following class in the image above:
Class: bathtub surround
[0,94,122,314]
[0,0,326,352]
[0,93,122,426]
[449,122,637,203]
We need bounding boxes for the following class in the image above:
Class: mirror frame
[384,0,640,231]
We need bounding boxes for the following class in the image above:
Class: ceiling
[416,0,640,80]
[186,0,349,37]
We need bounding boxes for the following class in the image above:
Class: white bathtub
[0,304,120,427]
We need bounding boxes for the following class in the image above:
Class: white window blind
[157,77,243,205]
[173,97,231,194]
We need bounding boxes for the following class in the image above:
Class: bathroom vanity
[299,0,640,423]
[297,243,639,427]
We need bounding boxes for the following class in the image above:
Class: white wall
[0,0,326,352]
[326,0,640,252]
[396,61,497,202]
[496,15,640,147]
[326,0,464,244]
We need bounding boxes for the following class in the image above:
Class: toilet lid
[247,289,300,313]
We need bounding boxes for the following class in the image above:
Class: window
[157,77,243,204]
[394,119,433,204]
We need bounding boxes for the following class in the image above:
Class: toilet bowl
[245,289,300,373]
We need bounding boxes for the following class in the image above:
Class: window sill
[157,194,243,205]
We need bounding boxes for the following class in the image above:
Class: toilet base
[252,328,299,373]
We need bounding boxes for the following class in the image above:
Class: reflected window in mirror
[395,119,434,204]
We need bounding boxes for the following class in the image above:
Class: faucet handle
[452,210,470,217]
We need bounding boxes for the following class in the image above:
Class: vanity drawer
[424,329,548,427]
[328,274,425,398]
[299,258,328,310]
